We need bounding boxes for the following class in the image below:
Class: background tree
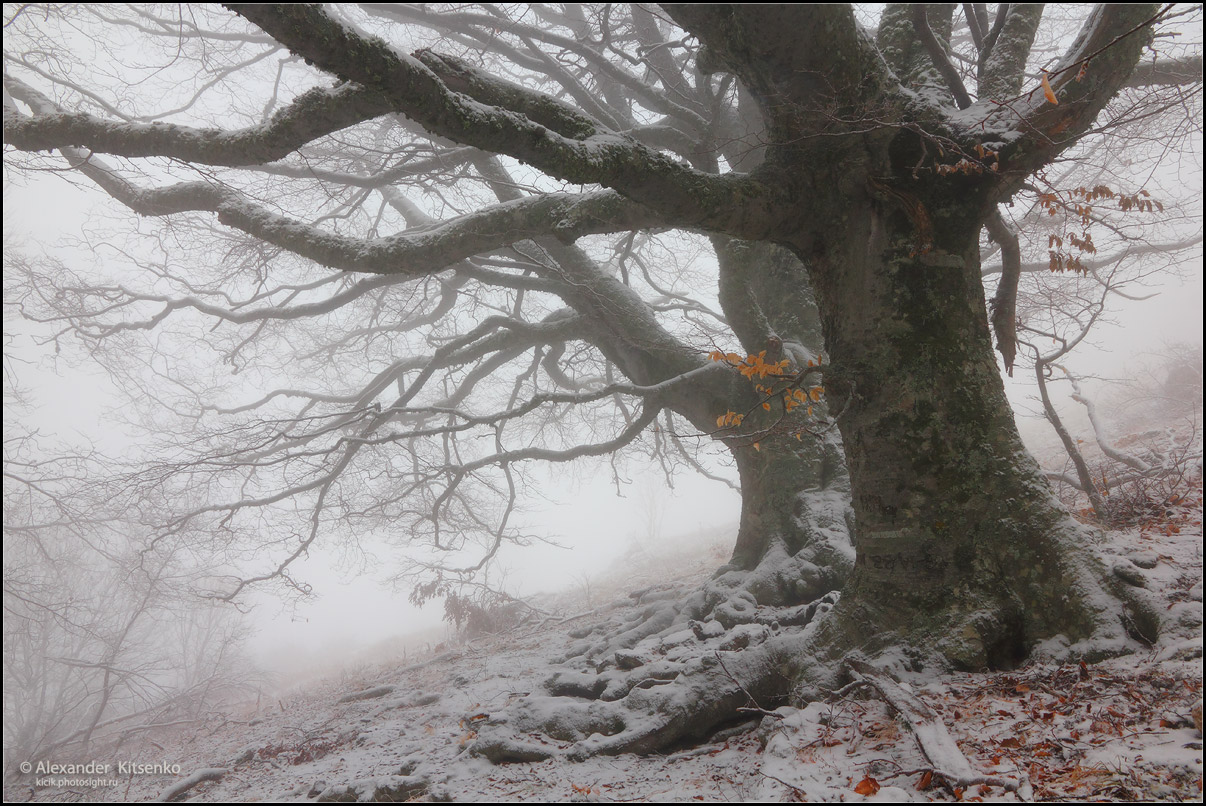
[3,4,1201,757]
[2,401,258,775]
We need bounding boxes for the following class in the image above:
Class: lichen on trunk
[794,164,1158,671]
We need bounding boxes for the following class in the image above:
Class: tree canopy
[4,6,1202,745]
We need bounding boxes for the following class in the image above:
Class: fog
[3,5,1201,795]
[7,172,1199,681]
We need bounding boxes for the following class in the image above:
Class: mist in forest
[3,5,1201,797]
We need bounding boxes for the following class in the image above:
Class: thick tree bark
[729,436,852,586]
[710,228,853,588]
[789,155,1152,668]
[660,2,1164,672]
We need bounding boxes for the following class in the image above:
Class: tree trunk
[728,436,852,592]
[796,178,1153,669]
[712,238,854,595]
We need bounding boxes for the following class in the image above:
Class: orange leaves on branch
[936,143,1000,177]
[782,386,824,413]
[1039,185,1163,224]
[709,349,791,380]
[937,158,984,176]
[716,410,745,429]
[1038,184,1163,274]
[709,349,825,441]
[1067,231,1095,255]
[1113,190,1163,214]
[1048,252,1087,274]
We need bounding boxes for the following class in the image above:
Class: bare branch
[1126,54,1204,87]
[3,76,391,166]
[226,4,783,237]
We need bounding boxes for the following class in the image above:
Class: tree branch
[977,3,1043,101]
[963,3,986,51]
[3,76,391,166]
[225,4,781,238]
[988,4,1163,181]
[11,142,664,278]
[980,235,1204,276]
[359,3,710,131]
[984,210,1021,375]
[911,4,973,109]
[1125,54,1204,87]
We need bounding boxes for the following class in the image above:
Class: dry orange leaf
[854,776,881,796]
[1041,71,1058,105]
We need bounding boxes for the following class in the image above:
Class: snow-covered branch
[3,75,392,166]
[227,4,782,238]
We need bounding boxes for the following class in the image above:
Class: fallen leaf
[854,776,881,795]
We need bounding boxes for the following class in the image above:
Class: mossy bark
[792,173,1147,670]
[728,437,852,588]
[712,238,854,590]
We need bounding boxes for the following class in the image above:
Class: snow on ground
[6,499,1201,803]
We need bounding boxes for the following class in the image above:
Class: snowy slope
[8,509,1200,804]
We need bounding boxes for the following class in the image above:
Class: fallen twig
[846,660,1025,796]
[155,767,225,802]
[715,651,784,719]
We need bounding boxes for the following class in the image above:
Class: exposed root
[467,544,845,762]
[467,511,1162,765]
[470,626,820,762]
[559,540,842,665]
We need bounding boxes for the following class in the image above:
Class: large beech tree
[4,4,1200,756]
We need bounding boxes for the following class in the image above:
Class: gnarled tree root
[468,581,842,763]
[155,768,226,803]
[466,522,1159,764]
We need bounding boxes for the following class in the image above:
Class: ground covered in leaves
[6,492,1201,803]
